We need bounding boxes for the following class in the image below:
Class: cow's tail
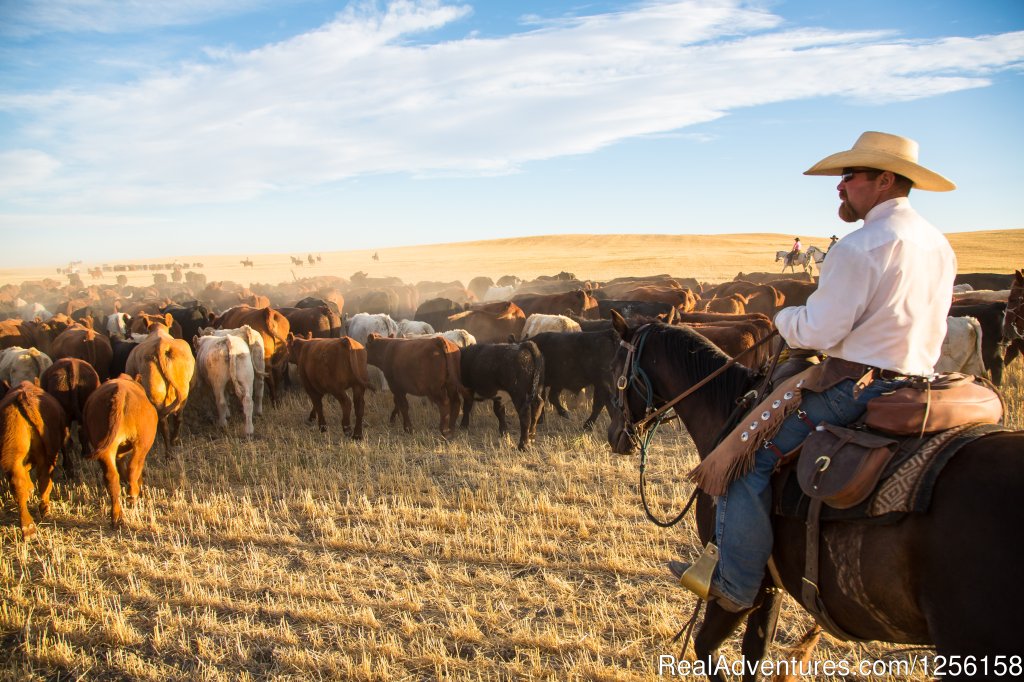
[155,339,188,414]
[13,388,47,445]
[439,337,465,392]
[521,340,545,405]
[67,360,85,424]
[82,333,101,376]
[92,386,128,461]
[347,341,372,389]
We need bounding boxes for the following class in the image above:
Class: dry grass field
[1,231,1022,681]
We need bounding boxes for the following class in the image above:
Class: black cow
[459,341,544,450]
[528,329,618,430]
[109,338,140,378]
[596,299,675,320]
[162,302,212,348]
[949,301,1007,386]
[954,272,1015,291]
[414,298,464,333]
[296,296,343,327]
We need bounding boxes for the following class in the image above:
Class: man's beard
[838,199,860,223]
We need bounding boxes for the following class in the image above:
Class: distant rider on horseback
[787,237,802,267]
[671,131,958,612]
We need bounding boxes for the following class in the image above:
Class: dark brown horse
[606,314,1024,680]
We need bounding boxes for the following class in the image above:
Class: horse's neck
[655,347,752,458]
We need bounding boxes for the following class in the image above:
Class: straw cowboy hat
[804,131,955,191]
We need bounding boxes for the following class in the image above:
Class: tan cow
[126,316,195,449]
[198,325,267,416]
[81,376,159,527]
[210,306,290,406]
[0,381,67,538]
[192,334,255,436]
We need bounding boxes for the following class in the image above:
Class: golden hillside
[1,230,1021,289]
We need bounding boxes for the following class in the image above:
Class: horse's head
[607,311,655,455]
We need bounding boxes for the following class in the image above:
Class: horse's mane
[644,322,757,411]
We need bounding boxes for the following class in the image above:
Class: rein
[616,324,780,527]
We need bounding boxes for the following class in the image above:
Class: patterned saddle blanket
[776,422,1008,523]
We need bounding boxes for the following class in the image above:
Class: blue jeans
[712,376,906,607]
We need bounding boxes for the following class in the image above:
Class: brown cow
[681,323,761,369]
[211,305,290,405]
[446,303,526,343]
[288,334,369,437]
[81,376,159,527]
[713,281,784,317]
[40,358,101,480]
[704,293,748,314]
[126,319,195,449]
[511,290,599,319]
[50,323,114,381]
[129,311,184,339]
[0,381,67,538]
[280,305,337,339]
[365,334,464,438]
[673,312,775,369]
[0,318,67,356]
[767,278,818,309]
[616,285,698,312]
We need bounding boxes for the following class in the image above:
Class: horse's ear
[610,309,629,339]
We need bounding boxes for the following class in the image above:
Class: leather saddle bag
[797,424,899,509]
[864,373,1003,437]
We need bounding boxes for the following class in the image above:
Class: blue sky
[1,0,1022,267]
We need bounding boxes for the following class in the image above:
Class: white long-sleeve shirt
[774,197,957,376]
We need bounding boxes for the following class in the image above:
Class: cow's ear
[665,306,676,325]
[162,313,172,328]
[611,309,629,340]
[305,332,312,340]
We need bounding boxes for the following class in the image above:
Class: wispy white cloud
[0,0,277,37]
[1,0,1022,211]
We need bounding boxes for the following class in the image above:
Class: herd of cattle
[0,266,1021,539]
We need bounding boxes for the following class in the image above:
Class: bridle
[1005,291,1024,340]
[613,323,780,527]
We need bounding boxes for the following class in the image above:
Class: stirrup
[679,542,719,600]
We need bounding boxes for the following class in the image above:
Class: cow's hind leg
[124,447,148,506]
[96,446,124,527]
[446,388,461,438]
[213,382,230,430]
[491,396,509,436]
[351,386,365,440]
[7,464,37,539]
[35,453,57,519]
[335,390,353,436]
[309,391,327,432]
[394,393,413,433]
[232,380,254,437]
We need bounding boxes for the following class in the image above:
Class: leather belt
[845,362,907,381]
[822,357,907,382]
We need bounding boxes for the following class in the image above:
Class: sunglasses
[841,168,880,183]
